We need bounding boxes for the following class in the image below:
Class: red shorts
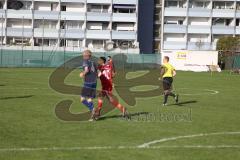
[99,86,113,98]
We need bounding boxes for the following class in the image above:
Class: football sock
[111,99,125,113]
[82,99,94,111]
[97,99,103,110]
[169,92,176,97]
[164,94,168,104]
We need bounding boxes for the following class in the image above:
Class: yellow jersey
[162,63,175,78]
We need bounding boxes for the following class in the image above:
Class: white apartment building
[0,0,139,53]
[162,0,240,51]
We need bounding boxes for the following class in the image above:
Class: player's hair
[83,50,92,57]
[100,57,106,63]
[108,56,112,59]
[164,56,170,62]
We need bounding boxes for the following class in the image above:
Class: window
[61,5,66,11]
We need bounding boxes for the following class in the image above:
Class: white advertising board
[162,50,219,72]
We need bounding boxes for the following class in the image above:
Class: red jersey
[98,64,113,92]
[107,60,115,75]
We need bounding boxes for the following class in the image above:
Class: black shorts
[81,82,97,99]
[163,77,173,91]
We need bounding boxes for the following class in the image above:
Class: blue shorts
[81,82,97,99]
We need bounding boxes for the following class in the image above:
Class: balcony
[34,28,59,38]
[87,12,111,21]
[7,28,32,37]
[7,9,32,19]
[34,11,59,20]
[188,8,211,17]
[112,13,137,22]
[163,41,186,50]
[187,42,212,50]
[212,9,235,18]
[164,8,187,17]
[60,29,84,39]
[212,26,235,34]
[112,31,136,40]
[87,0,112,4]
[86,30,111,39]
[113,0,137,4]
[61,12,85,21]
[61,0,85,2]
[188,25,211,34]
[164,25,187,33]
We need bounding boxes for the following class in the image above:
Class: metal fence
[0,49,162,68]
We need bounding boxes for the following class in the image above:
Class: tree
[217,36,240,70]
[217,36,240,52]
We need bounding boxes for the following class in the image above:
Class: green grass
[0,68,240,160]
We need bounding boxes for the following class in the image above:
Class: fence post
[0,15,3,66]
[41,18,45,68]
[21,16,24,67]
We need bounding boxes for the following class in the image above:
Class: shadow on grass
[0,84,6,87]
[0,95,34,100]
[97,112,150,121]
[172,100,198,106]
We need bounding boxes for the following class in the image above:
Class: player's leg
[81,96,94,112]
[162,78,179,105]
[168,78,179,103]
[162,78,170,106]
[107,93,130,118]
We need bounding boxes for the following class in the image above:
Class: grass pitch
[0,68,240,160]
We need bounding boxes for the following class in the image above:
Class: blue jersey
[82,59,97,84]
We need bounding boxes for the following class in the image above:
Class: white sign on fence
[162,50,219,72]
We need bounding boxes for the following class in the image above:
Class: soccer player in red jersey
[95,57,129,120]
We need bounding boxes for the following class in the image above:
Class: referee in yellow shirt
[160,56,179,106]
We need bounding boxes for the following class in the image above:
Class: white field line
[0,132,240,152]
[138,132,240,148]
[0,145,240,152]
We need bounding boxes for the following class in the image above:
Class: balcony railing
[87,12,111,21]
[60,29,84,39]
[34,11,59,20]
[61,12,85,21]
[164,24,187,33]
[112,13,137,22]
[212,26,235,34]
[112,31,136,40]
[34,28,59,38]
[86,30,111,39]
[188,25,211,34]
[188,8,211,17]
[163,41,186,50]
[7,9,32,19]
[7,28,32,37]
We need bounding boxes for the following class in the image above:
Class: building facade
[161,0,240,51]
[0,0,141,53]
[154,0,162,53]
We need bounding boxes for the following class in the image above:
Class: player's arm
[98,70,102,77]
[172,69,177,77]
[80,66,89,78]
[159,66,165,80]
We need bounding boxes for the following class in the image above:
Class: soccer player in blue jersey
[79,50,98,121]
